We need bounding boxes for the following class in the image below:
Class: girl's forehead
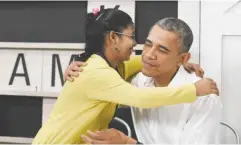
[124,24,135,32]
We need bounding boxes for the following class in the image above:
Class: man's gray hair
[154,17,193,53]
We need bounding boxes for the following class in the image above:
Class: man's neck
[153,67,179,87]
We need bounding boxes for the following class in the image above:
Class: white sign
[0,48,83,98]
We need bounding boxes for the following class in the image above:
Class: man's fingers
[188,65,196,72]
[197,68,204,78]
[184,67,192,74]
[195,71,201,78]
[200,68,204,75]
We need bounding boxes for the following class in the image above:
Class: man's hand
[81,128,137,144]
[63,61,87,82]
[183,62,204,78]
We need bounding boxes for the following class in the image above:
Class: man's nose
[145,47,156,59]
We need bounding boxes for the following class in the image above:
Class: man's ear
[178,52,190,66]
[182,52,191,64]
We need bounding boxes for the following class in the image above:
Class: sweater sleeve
[83,67,197,108]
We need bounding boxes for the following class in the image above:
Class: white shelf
[0,90,58,98]
[0,136,33,144]
[0,42,144,50]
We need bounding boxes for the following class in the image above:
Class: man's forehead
[147,25,178,43]
[147,25,164,42]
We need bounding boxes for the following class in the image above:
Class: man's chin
[141,69,154,77]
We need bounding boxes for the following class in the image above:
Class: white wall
[201,1,241,143]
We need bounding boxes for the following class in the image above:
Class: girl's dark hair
[79,5,134,61]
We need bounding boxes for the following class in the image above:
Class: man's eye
[159,48,168,53]
[145,42,152,47]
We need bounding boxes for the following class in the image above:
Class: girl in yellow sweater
[33,6,218,144]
